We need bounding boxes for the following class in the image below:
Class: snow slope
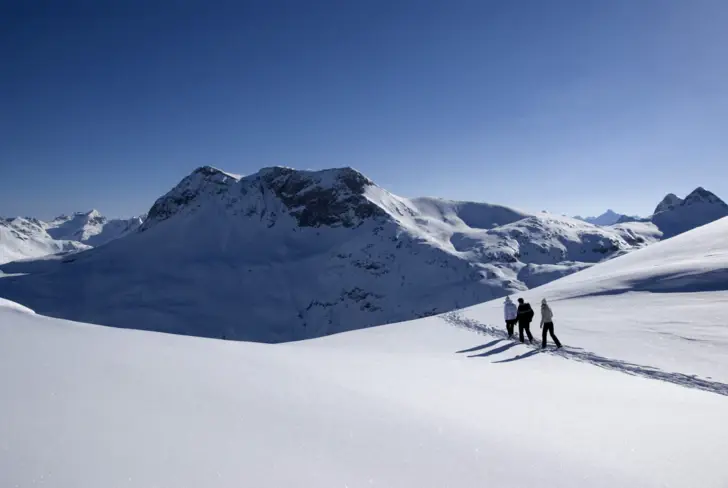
[0,217,90,264]
[0,166,659,342]
[450,216,728,383]
[1,297,727,488]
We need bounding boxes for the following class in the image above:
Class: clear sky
[1,0,727,219]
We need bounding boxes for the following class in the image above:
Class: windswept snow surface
[1,298,727,488]
[453,216,728,384]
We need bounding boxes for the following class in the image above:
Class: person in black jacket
[516,298,534,344]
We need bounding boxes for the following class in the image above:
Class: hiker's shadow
[492,349,541,363]
[468,341,519,358]
[456,339,503,354]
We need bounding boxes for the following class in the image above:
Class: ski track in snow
[442,311,728,397]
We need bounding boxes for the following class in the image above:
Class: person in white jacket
[540,298,562,349]
[503,296,518,338]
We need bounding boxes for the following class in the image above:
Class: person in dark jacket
[516,298,534,344]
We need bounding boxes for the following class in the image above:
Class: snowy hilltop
[0,210,144,264]
[1,214,727,488]
[0,165,666,342]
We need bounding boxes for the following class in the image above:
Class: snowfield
[1,216,728,487]
[1,299,727,488]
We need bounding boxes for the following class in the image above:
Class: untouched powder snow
[1,298,727,487]
[452,216,728,384]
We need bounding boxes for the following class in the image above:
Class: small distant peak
[654,193,684,215]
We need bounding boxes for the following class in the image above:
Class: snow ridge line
[441,312,728,397]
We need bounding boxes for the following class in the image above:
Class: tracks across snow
[442,311,728,397]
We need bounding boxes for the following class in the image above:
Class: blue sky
[1,0,726,219]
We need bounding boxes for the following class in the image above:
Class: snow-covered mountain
[615,187,728,239]
[575,209,635,226]
[1,216,727,487]
[0,217,91,264]
[0,166,660,342]
[650,187,728,238]
[0,210,144,265]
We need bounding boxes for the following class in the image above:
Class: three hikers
[502,296,562,349]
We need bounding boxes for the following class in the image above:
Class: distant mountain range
[0,210,144,264]
[575,209,639,226]
[1,167,726,342]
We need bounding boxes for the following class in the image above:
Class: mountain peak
[650,187,728,238]
[683,187,726,207]
[654,188,726,215]
[255,166,382,227]
[654,193,684,215]
[141,166,241,230]
[576,209,629,226]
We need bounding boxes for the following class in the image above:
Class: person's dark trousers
[506,319,517,338]
[518,321,533,343]
[542,322,562,348]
